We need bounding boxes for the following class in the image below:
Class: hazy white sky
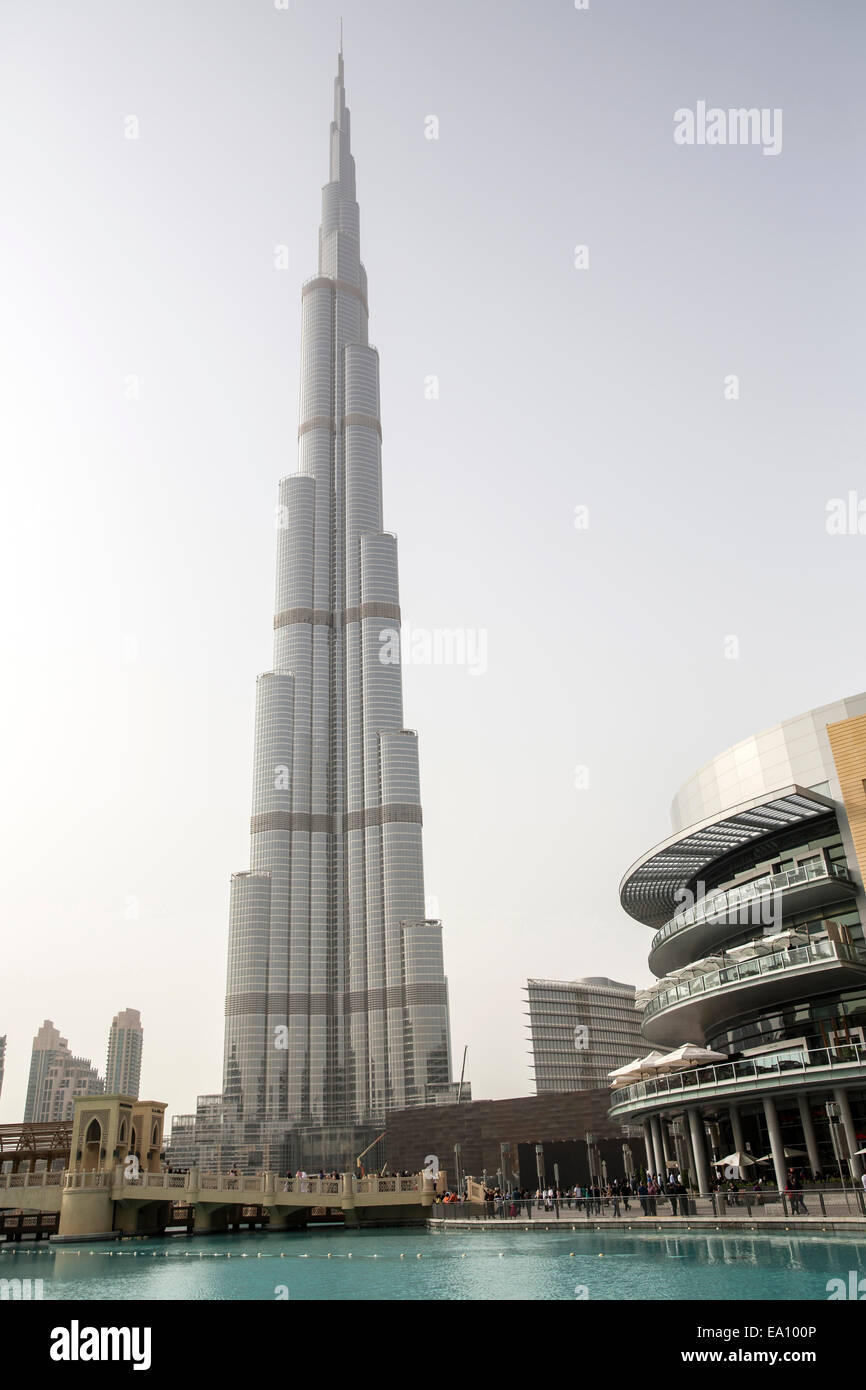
[1,0,863,1124]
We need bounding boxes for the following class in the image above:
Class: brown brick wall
[385,1089,628,1182]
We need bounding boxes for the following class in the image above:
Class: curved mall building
[614,693,866,1192]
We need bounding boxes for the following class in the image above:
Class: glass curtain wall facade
[613,694,866,1191]
[220,53,452,1172]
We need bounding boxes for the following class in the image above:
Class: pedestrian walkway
[432,1188,866,1226]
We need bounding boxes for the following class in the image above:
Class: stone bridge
[0,1169,440,1239]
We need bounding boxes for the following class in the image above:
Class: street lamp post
[826,1101,849,1192]
[585,1132,597,1185]
[500,1141,510,1193]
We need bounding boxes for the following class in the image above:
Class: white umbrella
[761,930,808,950]
[634,1050,669,1071]
[726,940,772,962]
[662,964,706,982]
[654,1043,728,1071]
[755,1148,806,1162]
[607,1051,667,1086]
[607,1051,667,1077]
[712,1151,756,1168]
[607,1059,644,1079]
[690,955,726,973]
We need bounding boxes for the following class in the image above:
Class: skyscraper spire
[329,46,353,196]
[219,53,453,1172]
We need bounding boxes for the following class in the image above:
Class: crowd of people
[435,1174,692,1217]
[433,1163,844,1217]
[281,1169,342,1191]
[707,1167,815,1212]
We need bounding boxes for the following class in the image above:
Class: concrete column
[673,1126,690,1184]
[687,1108,711,1194]
[762,1096,787,1193]
[834,1087,864,1180]
[797,1095,821,1177]
[642,1122,654,1174]
[729,1103,745,1156]
[193,1203,230,1233]
[658,1118,672,1176]
[266,1208,296,1231]
[58,1189,115,1237]
[650,1116,665,1178]
[113,1200,145,1234]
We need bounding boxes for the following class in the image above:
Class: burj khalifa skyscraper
[219,50,453,1171]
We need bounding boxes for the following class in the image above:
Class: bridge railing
[4,1168,430,1198]
[274,1176,342,1196]
[63,1172,113,1190]
[121,1172,191,1190]
[355,1175,420,1195]
[199,1173,271,1193]
[0,1171,64,1190]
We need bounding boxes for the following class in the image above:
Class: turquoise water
[2,1227,864,1299]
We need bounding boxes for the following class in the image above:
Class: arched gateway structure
[614,694,866,1193]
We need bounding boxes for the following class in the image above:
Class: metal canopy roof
[619,785,837,930]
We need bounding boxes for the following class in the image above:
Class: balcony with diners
[649,857,857,977]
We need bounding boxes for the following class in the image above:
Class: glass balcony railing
[644,939,865,1022]
[650,861,853,956]
[610,1040,866,1110]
